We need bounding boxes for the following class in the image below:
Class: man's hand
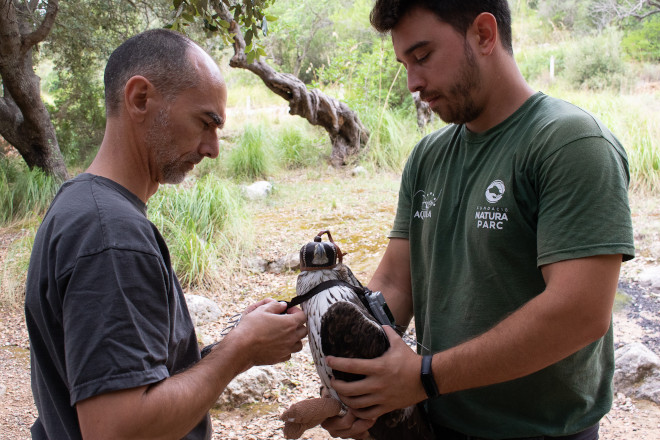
[225,299,308,369]
[321,409,375,439]
[326,326,426,421]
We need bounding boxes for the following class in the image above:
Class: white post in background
[550,55,555,82]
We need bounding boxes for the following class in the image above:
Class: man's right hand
[226,299,308,369]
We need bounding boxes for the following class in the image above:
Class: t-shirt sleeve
[62,248,172,405]
[536,135,635,266]
[390,148,416,239]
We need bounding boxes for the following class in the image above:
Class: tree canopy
[1,0,660,176]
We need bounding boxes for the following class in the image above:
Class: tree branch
[207,0,368,165]
[591,0,660,23]
[21,0,59,53]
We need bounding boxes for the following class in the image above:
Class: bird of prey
[294,231,433,440]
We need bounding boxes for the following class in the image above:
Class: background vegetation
[1,0,659,307]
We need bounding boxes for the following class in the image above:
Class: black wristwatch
[421,355,440,399]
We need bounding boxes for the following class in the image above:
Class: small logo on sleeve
[414,190,439,220]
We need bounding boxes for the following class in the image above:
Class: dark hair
[370,0,513,55]
[104,29,200,116]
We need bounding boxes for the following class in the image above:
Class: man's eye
[416,53,429,63]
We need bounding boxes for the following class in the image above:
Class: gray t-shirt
[25,174,210,439]
[391,93,635,438]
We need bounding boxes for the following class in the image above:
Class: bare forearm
[435,292,608,394]
[368,238,414,327]
[78,338,250,440]
[77,301,307,440]
[434,255,619,394]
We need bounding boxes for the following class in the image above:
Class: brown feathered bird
[294,231,432,440]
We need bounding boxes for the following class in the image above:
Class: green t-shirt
[391,92,635,438]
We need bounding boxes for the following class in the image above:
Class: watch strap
[421,354,440,399]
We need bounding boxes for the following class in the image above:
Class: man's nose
[406,67,424,93]
[200,130,220,159]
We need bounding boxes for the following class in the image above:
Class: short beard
[425,41,484,125]
[147,108,200,185]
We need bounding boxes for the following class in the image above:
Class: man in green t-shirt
[321,1,635,439]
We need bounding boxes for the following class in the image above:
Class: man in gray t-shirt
[25,29,307,440]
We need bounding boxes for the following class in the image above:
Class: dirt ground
[1,170,659,439]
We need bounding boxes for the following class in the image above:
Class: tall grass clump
[0,229,35,308]
[625,119,660,193]
[227,123,275,180]
[274,123,328,169]
[1,156,60,226]
[148,174,251,288]
[361,107,430,171]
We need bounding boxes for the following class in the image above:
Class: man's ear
[471,12,498,56]
[123,76,156,123]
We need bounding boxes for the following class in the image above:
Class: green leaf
[247,50,256,64]
[196,0,208,11]
[257,47,267,57]
[218,19,230,29]
[173,0,184,10]
[182,13,195,22]
[265,15,278,22]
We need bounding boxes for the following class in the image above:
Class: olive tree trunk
[0,0,69,181]
[211,0,369,167]
[412,92,434,131]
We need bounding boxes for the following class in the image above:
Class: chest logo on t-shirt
[475,180,509,230]
[413,190,440,220]
[485,180,506,203]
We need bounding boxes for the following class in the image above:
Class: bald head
[104,29,216,117]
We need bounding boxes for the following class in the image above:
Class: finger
[322,414,375,438]
[349,405,385,421]
[292,340,303,353]
[330,377,371,399]
[326,356,374,376]
[286,305,305,315]
[334,390,379,411]
[260,300,287,314]
[383,324,400,341]
[321,412,357,432]
[244,298,273,314]
[296,325,308,338]
[287,307,309,325]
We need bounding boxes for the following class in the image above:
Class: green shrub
[562,30,625,90]
[147,174,250,287]
[313,37,411,112]
[46,69,105,168]
[360,107,427,171]
[227,123,275,180]
[622,15,660,62]
[0,229,35,308]
[516,44,566,83]
[274,123,328,169]
[0,157,60,226]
